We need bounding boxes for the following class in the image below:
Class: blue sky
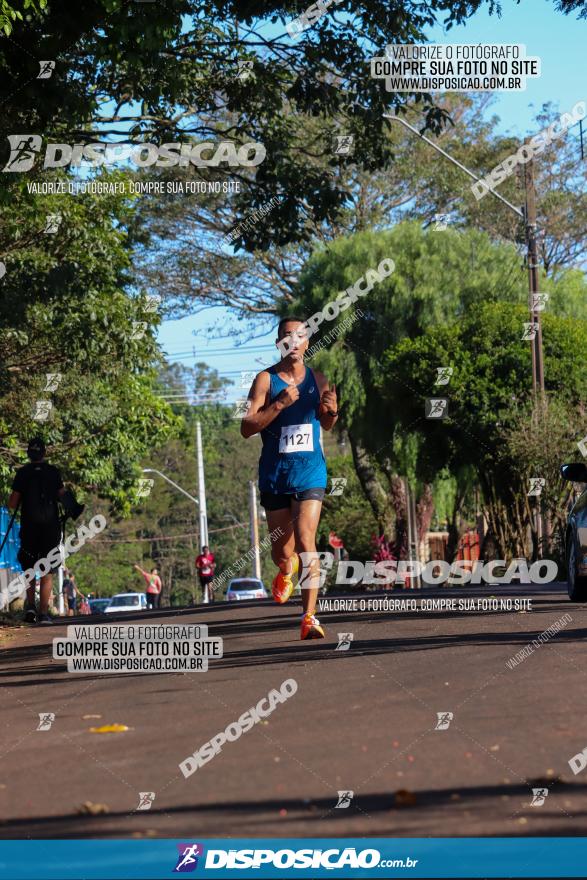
[157,0,585,398]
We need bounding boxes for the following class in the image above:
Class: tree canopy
[0,173,180,510]
[2,0,585,246]
[283,222,587,555]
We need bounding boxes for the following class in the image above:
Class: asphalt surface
[2,582,587,840]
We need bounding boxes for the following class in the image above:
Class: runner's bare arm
[134,564,150,584]
[315,371,339,431]
[240,371,289,438]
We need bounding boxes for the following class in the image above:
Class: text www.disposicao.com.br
[69,657,202,671]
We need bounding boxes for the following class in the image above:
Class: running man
[240,317,338,640]
[195,545,216,603]
[62,569,77,616]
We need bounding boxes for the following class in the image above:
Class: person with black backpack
[8,438,66,625]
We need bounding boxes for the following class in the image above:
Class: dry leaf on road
[76,801,110,815]
[89,723,129,733]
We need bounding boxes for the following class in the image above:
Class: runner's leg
[291,498,322,615]
[265,507,295,574]
[39,574,52,615]
[19,544,37,611]
[200,576,210,604]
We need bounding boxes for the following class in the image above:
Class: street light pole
[385,113,545,395]
[403,477,422,589]
[196,421,209,550]
[142,467,202,603]
[142,468,200,507]
[386,114,524,217]
[248,481,261,580]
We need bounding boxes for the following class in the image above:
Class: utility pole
[403,477,422,589]
[523,150,546,553]
[523,151,545,395]
[57,540,65,615]
[385,114,545,395]
[386,114,548,555]
[196,421,208,551]
[142,466,203,601]
[249,480,261,579]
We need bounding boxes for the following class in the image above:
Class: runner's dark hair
[277,316,305,339]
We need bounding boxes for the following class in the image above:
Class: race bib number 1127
[279,423,313,453]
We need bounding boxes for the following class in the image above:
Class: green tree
[0,0,46,35]
[2,1,582,243]
[380,303,587,558]
[283,223,587,554]
[130,93,587,328]
[0,172,180,509]
[283,223,528,544]
[319,452,379,561]
[499,396,586,562]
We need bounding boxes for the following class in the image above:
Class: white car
[226,578,268,601]
[104,592,147,613]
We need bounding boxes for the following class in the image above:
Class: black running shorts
[260,487,325,511]
[18,522,62,573]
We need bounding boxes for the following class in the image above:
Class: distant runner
[133,564,162,609]
[62,569,78,616]
[196,546,216,603]
[240,317,338,640]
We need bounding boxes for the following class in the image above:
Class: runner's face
[277,321,308,363]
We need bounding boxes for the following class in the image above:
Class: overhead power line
[94,521,249,544]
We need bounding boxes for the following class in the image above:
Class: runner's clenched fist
[276,384,300,409]
[319,383,337,415]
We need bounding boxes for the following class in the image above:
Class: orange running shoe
[271,553,299,604]
[300,611,325,640]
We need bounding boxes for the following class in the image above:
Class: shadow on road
[2,779,586,839]
[213,624,587,671]
[2,597,585,685]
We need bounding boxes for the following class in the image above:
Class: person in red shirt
[134,563,162,609]
[195,546,216,603]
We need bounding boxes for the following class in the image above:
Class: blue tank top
[258,365,327,494]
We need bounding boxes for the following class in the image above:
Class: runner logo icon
[37,712,55,731]
[530,788,549,806]
[335,632,354,651]
[174,843,204,872]
[425,398,449,419]
[3,134,42,171]
[335,790,354,808]
[136,791,155,810]
[435,711,454,730]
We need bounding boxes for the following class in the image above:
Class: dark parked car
[88,598,112,615]
[560,462,587,600]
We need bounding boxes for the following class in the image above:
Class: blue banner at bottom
[0,838,585,879]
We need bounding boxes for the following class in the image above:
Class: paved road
[1,583,587,839]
